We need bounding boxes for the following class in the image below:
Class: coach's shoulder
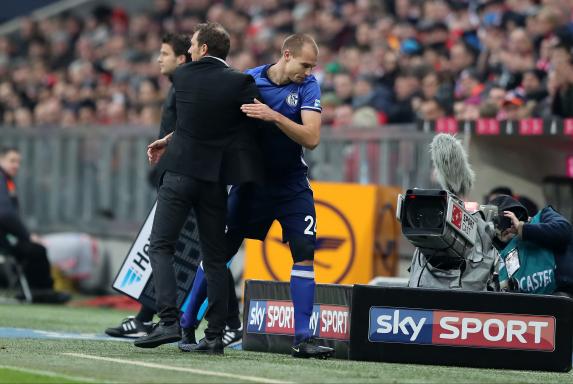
[224,67,249,77]
[172,62,194,79]
[224,68,255,82]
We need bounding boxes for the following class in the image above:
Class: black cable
[417,251,431,288]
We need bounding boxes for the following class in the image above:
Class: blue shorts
[227,178,316,243]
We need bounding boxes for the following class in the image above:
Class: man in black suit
[134,23,262,353]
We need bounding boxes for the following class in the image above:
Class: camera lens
[405,197,446,229]
[496,215,512,231]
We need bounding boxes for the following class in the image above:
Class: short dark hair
[162,33,191,62]
[0,146,19,157]
[194,22,230,60]
[282,33,318,57]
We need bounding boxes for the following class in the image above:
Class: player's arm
[241,100,321,150]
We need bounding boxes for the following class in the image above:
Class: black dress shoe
[134,322,181,348]
[178,327,197,352]
[186,337,223,355]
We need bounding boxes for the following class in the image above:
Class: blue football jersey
[246,64,321,181]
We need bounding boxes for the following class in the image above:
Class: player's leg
[288,237,334,359]
[278,180,334,359]
[179,231,243,350]
[289,236,316,344]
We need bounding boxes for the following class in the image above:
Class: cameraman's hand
[503,211,524,237]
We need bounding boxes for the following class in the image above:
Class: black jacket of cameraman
[522,206,573,292]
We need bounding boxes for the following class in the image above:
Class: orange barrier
[243,182,401,284]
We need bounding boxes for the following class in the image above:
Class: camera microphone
[430,133,475,197]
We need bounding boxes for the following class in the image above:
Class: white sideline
[0,364,114,383]
[63,353,293,384]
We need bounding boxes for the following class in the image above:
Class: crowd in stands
[1,0,573,129]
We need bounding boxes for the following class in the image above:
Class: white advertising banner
[112,202,157,299]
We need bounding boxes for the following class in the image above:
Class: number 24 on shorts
[304,215,316,235]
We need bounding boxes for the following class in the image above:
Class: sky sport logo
[247,300,350,340]
[368,307,555,352]
[120,267,142,288]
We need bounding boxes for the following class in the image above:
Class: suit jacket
[158,85,176,140]
[157,56,263,184]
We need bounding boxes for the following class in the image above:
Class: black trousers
[2,239,53,290]
[148,171,229,339]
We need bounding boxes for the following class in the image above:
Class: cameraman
[490,195,573,295]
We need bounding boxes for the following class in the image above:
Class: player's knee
[290,237,315,263]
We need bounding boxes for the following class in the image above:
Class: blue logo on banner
[369,307,433,343]
[310,304,321,336]
[120,267,142,288]
[247,300,268,333]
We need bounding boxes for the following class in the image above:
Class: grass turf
[0,303,571,383]
[0,367,86,383]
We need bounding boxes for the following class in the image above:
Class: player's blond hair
[281,34,318,57]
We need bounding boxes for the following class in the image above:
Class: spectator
[450,41,478,75]
[316,93,337,127]
[332,104,354,129]
[386,71,420,123]
[478,100,498,118]
[78,101,97,126]
[550,44,573,118]
[61,108,78,128]
[351,107,379,128]
[421,72,453,113]
[453,100,480,120]
[352,75,391,112]
[377,51,399,91]
[499,91,530,120]
[455,68,485,105]
[419,97,446,120]
[0,1,572,126]
[14,108,33,128]
[486,84,507,109]
[498,28,536,89]
[333,72,353,106]
[522,69,549,117]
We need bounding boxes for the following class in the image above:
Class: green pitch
[0,304,571,383]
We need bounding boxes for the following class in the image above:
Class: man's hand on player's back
[241,98,279,122]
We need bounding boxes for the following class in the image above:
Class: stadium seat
[0,249,33,303]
